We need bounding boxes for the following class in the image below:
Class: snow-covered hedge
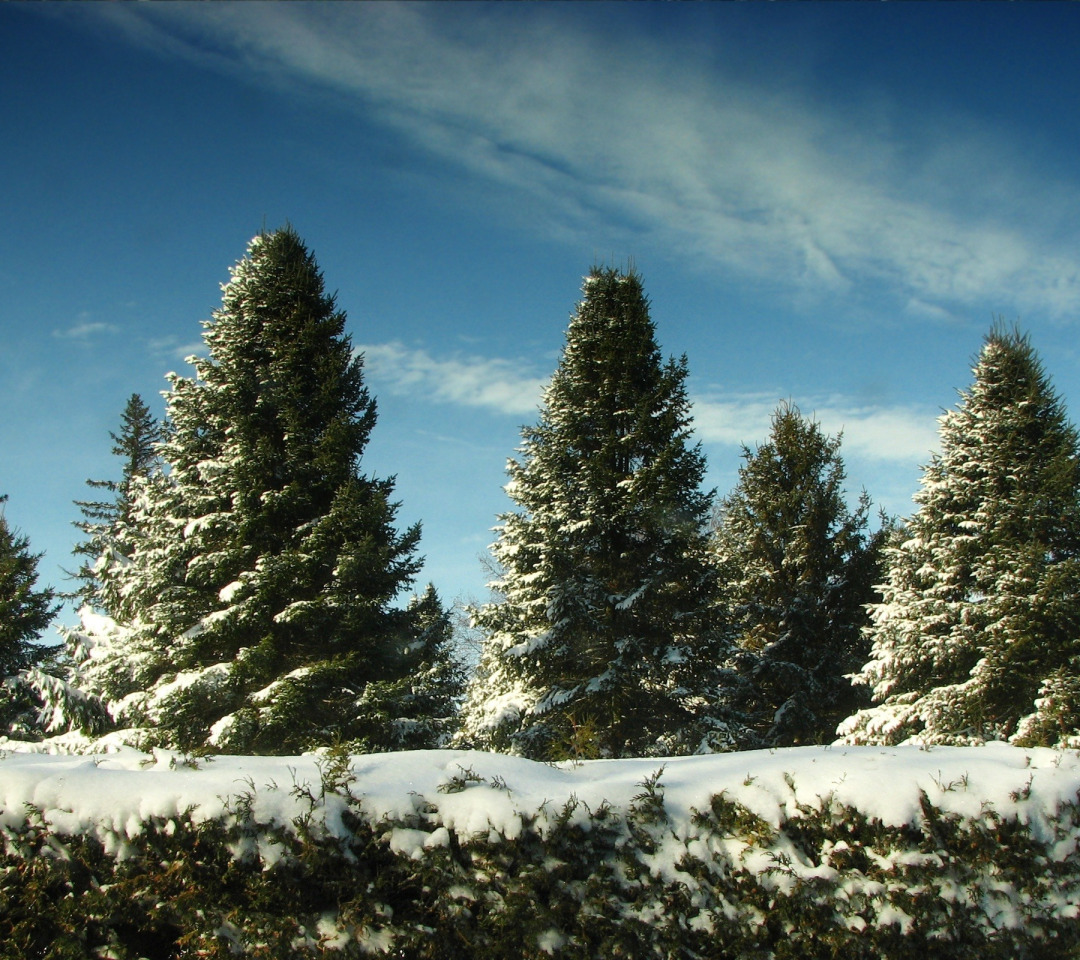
[1,744,1079,958]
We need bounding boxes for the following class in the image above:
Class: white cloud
[52,321,119,340]
[690,394,779,450]
[92,4,1080,319]
[811,403,941,466]
[146,336,205,363]
[692,392,940,466]
[360,341,547,417]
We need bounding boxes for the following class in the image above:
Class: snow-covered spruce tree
[840,326,1080,747]
[22,395,165,740]
[68,393,162,611]
[712,402,887,747]
[461,267,738,760]
[0,497,60,738]
[66,228,422,754]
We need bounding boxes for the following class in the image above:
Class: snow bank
[1,741,1077,846]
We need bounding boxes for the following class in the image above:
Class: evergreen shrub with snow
[1,744,1078,959]
[462,267,739,760]
[841,326,1080,748]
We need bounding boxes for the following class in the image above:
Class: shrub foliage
[2,753,1078,959]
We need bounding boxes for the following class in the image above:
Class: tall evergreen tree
[66,228,422,754]
[711,403,886,746]
[461,267,737,760]
[69,393,162,610]
[840,326,1080,747]
[0,498,60,737]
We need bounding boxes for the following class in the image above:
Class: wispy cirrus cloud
[361,339,940,467]
[84,3,1080,320]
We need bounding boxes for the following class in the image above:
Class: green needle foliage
[0,497,60,737]
[68,393,162,611]
[64,228,425,754]
[842,326,1080,747]
[463,267,738,760]
[712,402,887,746]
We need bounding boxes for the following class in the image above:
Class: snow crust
[1,742,1077,852]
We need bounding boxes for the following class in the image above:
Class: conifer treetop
[840,324,1080,748]
[712,401,883,747]
[59,227,424,755]
[69,393,162,610]
[463,266,734,760]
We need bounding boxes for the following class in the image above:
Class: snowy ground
[2,741,1078,849]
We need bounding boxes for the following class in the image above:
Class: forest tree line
[2,227,1077,759]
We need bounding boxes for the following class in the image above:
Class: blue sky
[4,3,1080,621]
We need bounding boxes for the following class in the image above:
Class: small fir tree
[712,403,886,746]
[0,498,61,738]
[840,326,1080,747]
[461,267,738,760]
[68,393,162,610]
[65,228,422,753]
[352,585,466,751]
[30,395,164,739]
